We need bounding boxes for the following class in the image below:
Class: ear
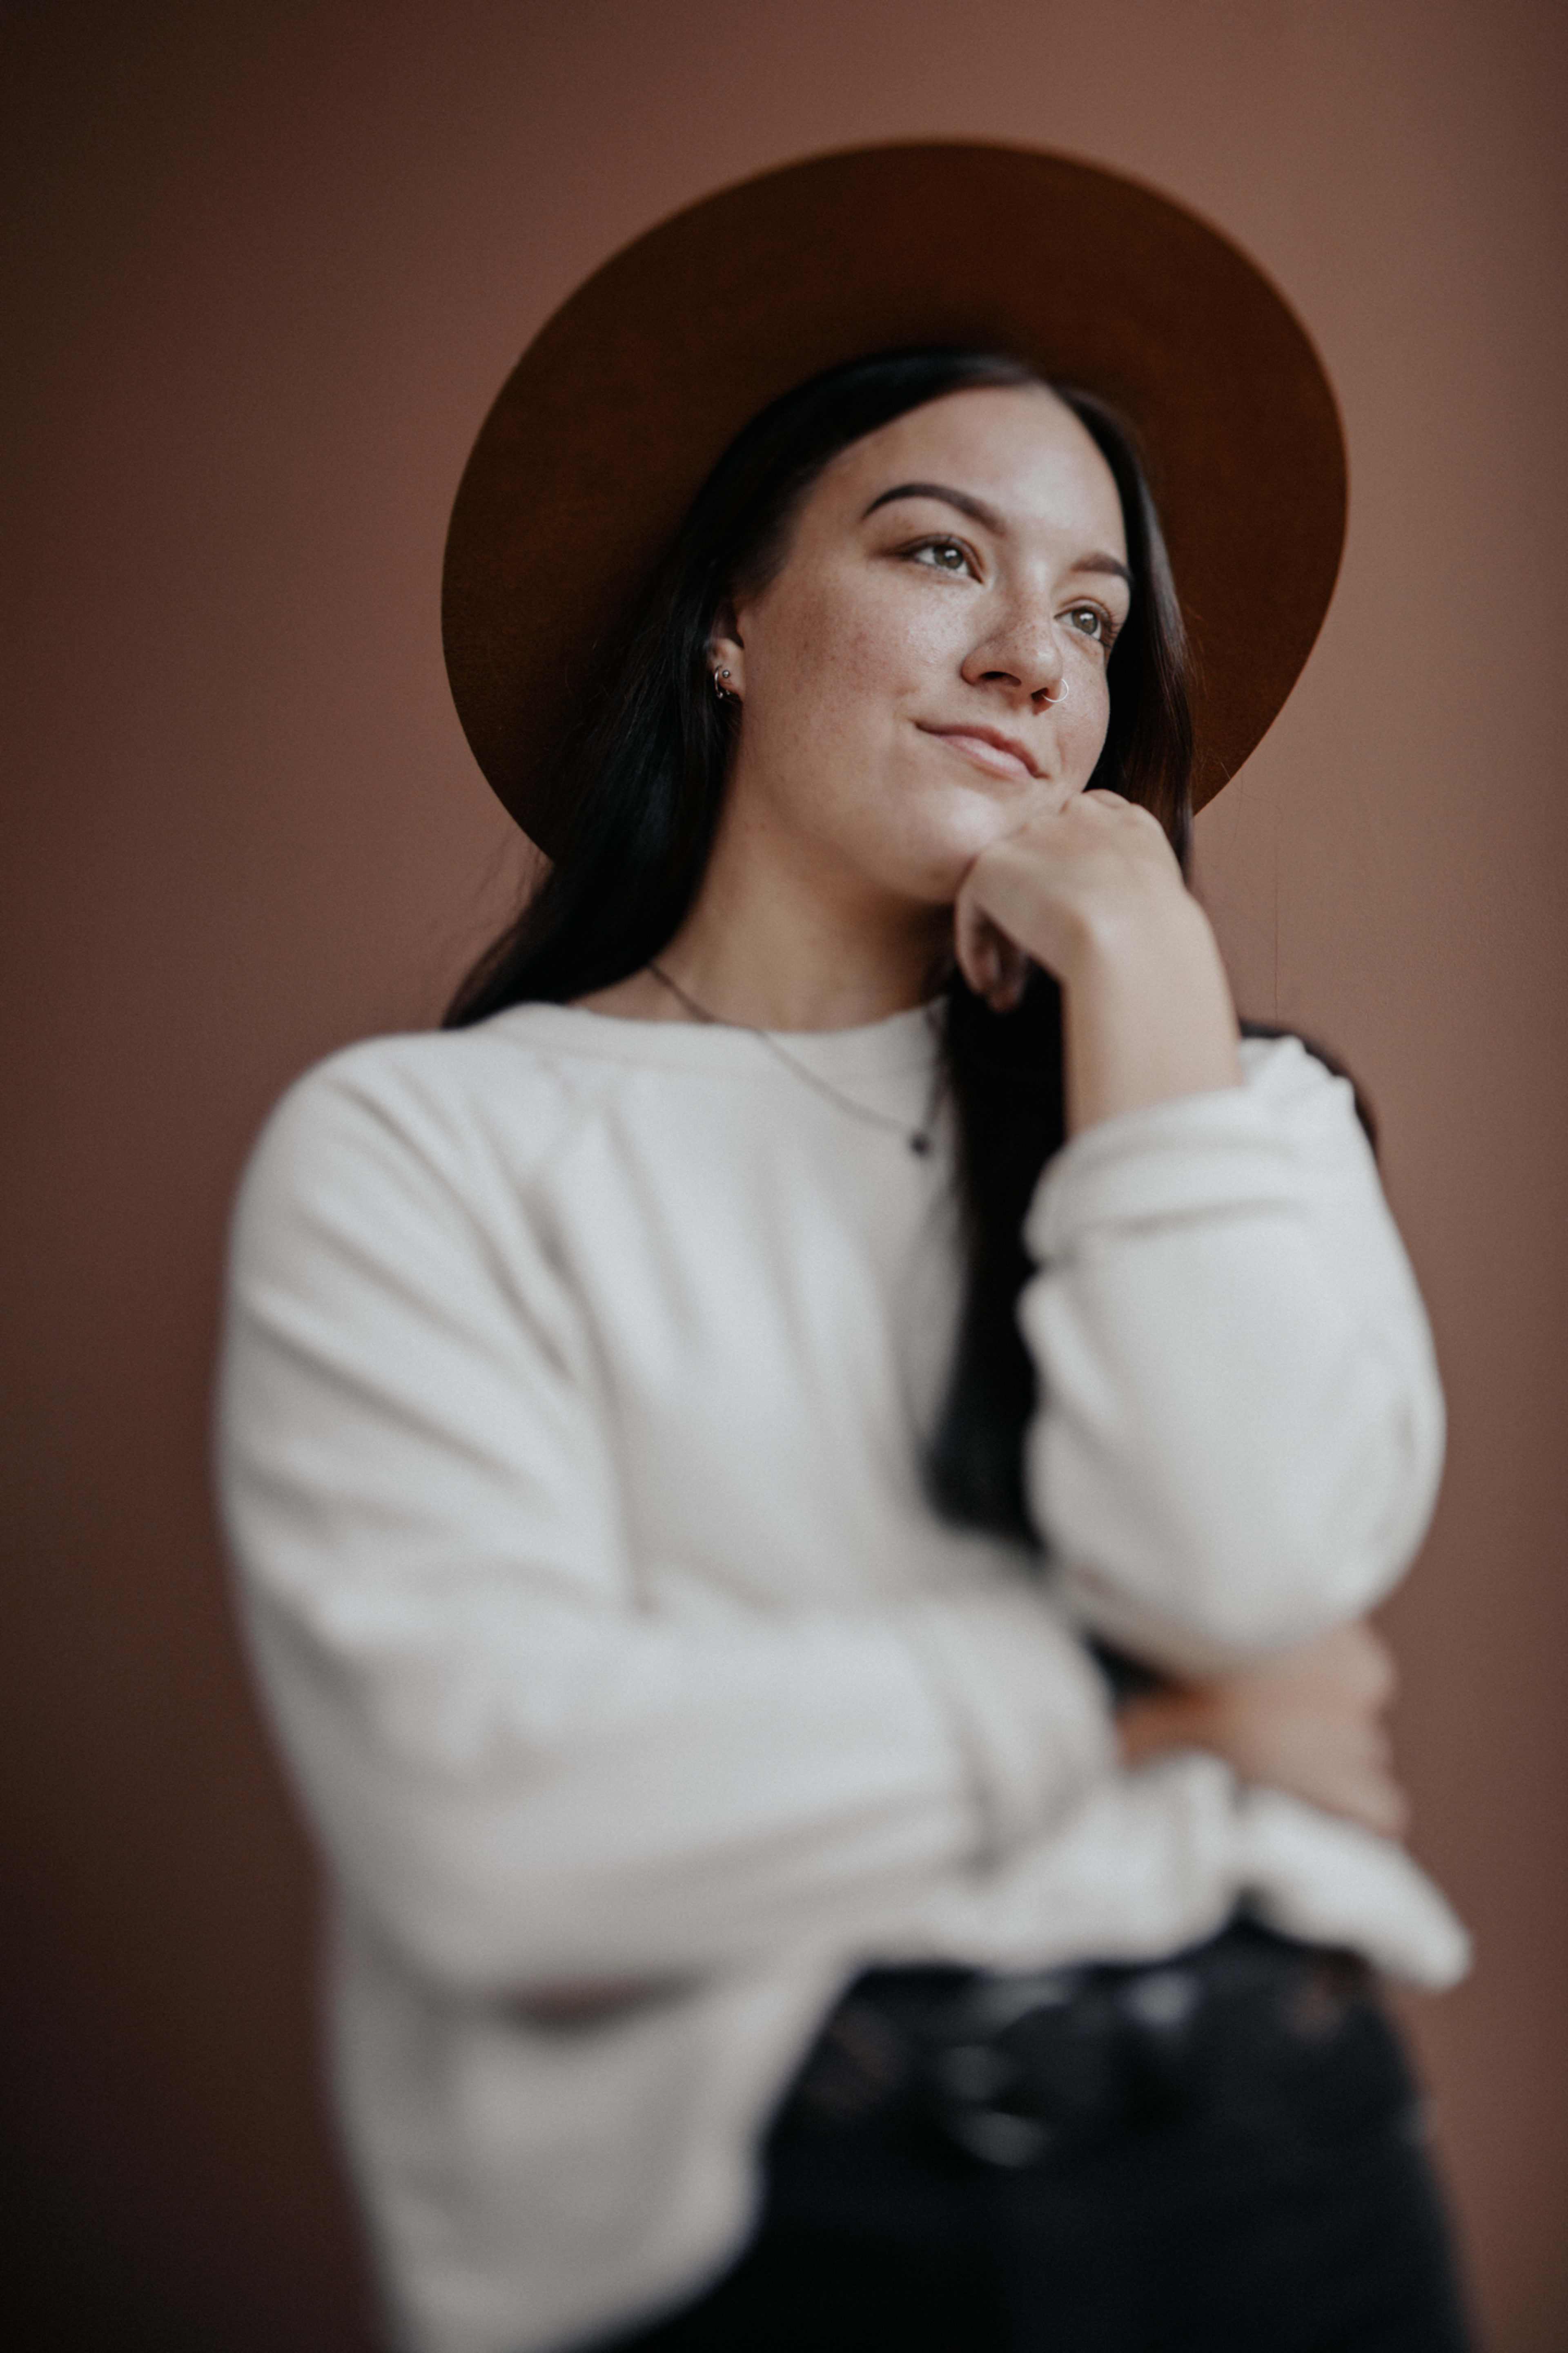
[708,596,745,700]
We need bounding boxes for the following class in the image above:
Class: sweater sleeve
[1018,1036,1446,1675]
[218,1048,1114,1997]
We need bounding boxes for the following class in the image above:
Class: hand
[951,791,1241,1133]
[1116,1622,1410,1839]
[954,790,1187,1008]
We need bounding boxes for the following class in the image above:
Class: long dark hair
[447,349,1196,1547]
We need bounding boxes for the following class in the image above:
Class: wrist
[1060,885,1214,992]
[1063,897,1240,1134]
[1117,1686,1215,1768]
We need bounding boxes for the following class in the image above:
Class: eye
[908,537,977,577]
[1065,603,1112,642]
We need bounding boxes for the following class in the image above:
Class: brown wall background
[4,2,1564,2344]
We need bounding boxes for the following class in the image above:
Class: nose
[960,589,1067,709]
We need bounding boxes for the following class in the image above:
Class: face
[714,384,1131,916]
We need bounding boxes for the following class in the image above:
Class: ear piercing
[712,667,735,703]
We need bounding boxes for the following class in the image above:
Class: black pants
[606,1925,1471,2352]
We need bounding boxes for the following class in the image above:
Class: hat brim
[443,142,1345,843]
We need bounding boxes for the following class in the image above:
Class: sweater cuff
[1234,1789,1473,1990]
[1025,1086,1306,1262]
[904,1588,1117,1864]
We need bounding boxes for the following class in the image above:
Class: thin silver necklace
[647,962,942,1156]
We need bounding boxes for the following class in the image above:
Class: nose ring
[1036,679,1070,708]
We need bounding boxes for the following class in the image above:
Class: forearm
[241,1580,1114,1993]
[1061,894,1240,1135]
[1021,1042,1446,1671]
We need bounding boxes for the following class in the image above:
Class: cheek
[765,568,947,718]
[1060,674,1113,785]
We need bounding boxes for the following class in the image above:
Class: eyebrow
[861,480,1134,588]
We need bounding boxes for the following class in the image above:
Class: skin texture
[1117,1624,1408,1839]
[581,384,1403,1836]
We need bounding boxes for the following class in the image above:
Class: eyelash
[1067,604,1119,648]
[908,535,978,577]
[904,540,1121,648]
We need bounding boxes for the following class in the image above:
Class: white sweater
[217,1004,1467,2353]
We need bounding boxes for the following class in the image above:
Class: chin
[893,790,1036,902]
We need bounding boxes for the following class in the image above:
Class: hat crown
[444,142,1345,841]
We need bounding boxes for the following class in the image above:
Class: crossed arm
[957,788,1431,1838]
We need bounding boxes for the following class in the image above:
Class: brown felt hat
[443,143,1345,843]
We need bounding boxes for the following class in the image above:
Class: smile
[919,725,1042,782]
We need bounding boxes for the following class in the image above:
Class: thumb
[954,891,1028,1012]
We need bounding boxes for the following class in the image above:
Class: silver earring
[712,667,734,703]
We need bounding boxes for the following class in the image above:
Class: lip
[918,723,1042,781]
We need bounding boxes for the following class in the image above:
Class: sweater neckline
[487,997,944,1084]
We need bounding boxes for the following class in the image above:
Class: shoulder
[232,1009,617,1242]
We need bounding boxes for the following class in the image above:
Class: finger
[954,904,1022,1011]
[1363,1631,1400,1710]
[1319,1766,1410,1839]
[1354,1774,1411,1838]
[953,890,1000,1000]
[991,932,1029,1011]
[1080,790,1171,844]
[1081,790,1156,826]
[1337,1622,1399,1711]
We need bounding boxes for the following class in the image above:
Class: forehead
[814,382,1127,552]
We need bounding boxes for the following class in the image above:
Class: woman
[220,148,1471,2352]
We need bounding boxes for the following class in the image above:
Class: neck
[668,835,944,1030]
[581,785,948,1031]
